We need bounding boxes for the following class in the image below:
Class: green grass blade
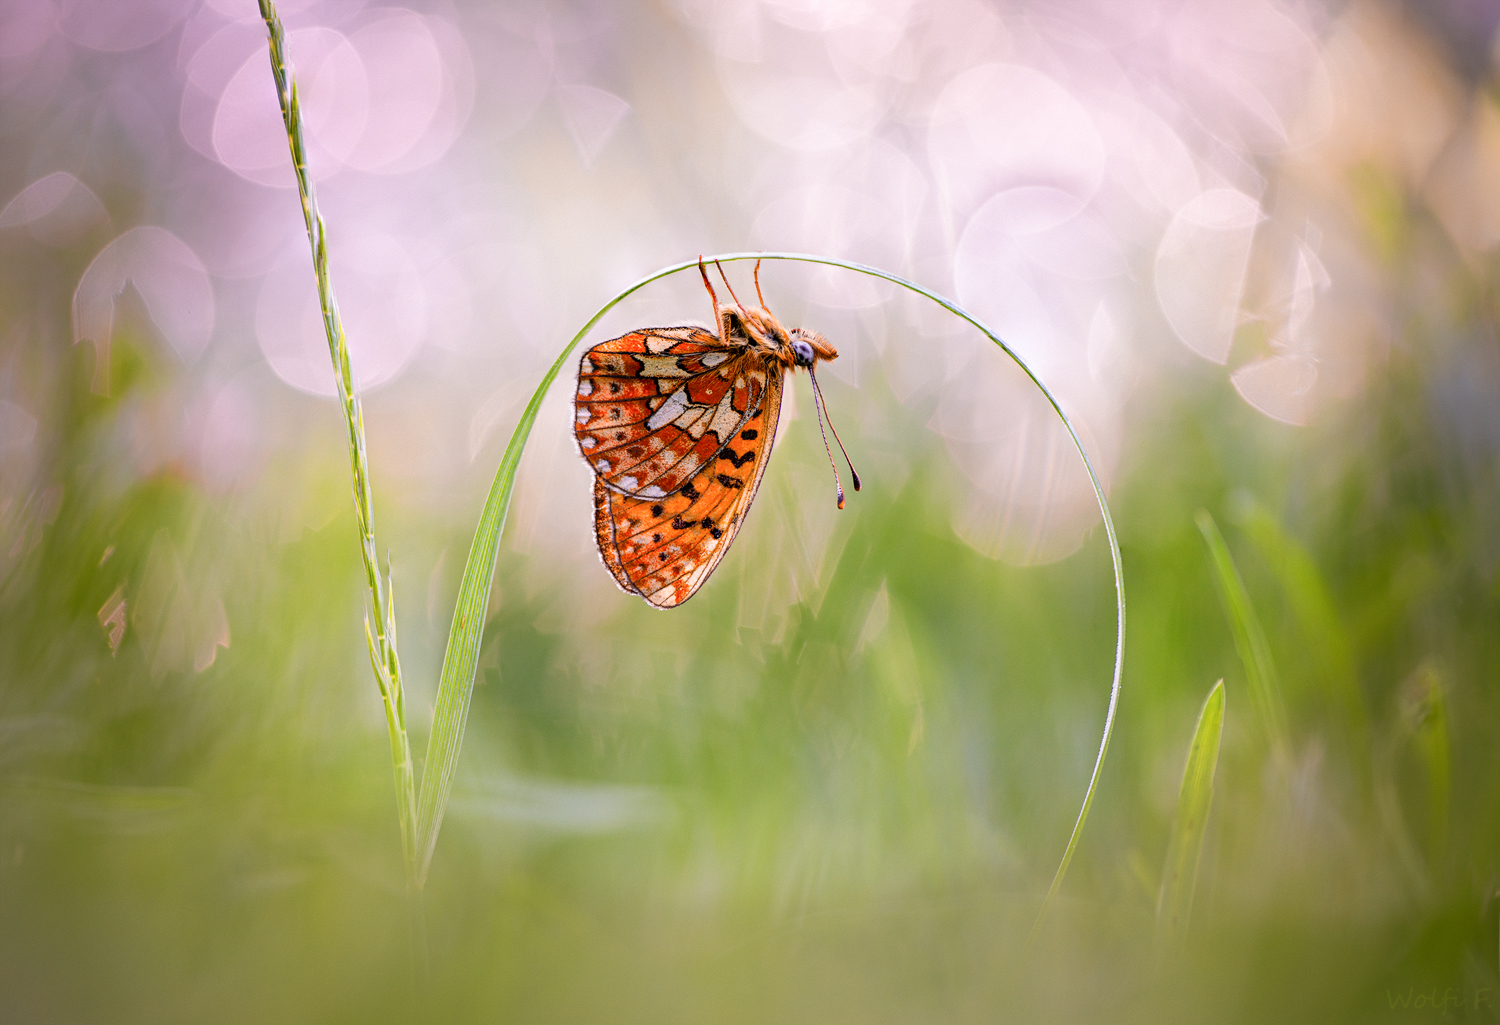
[414,261,691,884]
[1196,509,1288,752]
[414,253,1127,917]
[1158,679,1226,943]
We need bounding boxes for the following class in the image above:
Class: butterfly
[573,258,859,608]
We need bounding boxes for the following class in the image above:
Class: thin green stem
[258,0,418,889]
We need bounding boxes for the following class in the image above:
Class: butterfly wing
[575,326,764,501]
[590,355,785,607]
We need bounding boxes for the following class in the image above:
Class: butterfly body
[574,264,839,608]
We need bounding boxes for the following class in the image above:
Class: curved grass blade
[1196,509,1288,753]
[415,253,1128,918]
[1158,679,1226,944]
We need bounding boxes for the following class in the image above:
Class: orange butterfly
[574,258,859,608]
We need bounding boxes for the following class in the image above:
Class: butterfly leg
[713,259,745,309]
[753,258,766,309]
[698,255,722,331]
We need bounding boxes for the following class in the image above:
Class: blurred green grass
[2,277,1497,1022]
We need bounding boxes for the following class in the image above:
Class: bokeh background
[2,0,1499,1021]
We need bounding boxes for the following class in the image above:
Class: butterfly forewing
[575,327,763,501]
[590,359,785,607]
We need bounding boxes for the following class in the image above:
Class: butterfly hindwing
[575,326,764,502]
[591,358,785,608]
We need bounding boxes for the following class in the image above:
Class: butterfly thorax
[720,304,838,371]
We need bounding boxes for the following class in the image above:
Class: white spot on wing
[647,389,689,430]
[576,407,590,423]
[594,458,612,473]
[577,379,593,397]
[581,437,597,449]
[707,390,740,442]
[702,351,728,367]
[580,356,593,374]
[619,476,639,491]
[639,485,666,498]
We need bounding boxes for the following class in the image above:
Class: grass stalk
[1158,679,1226,945]
[258,0,418,888]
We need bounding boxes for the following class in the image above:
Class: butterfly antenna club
[809,368,860,509]
[811,368,861,494]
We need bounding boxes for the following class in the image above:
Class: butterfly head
[725,305,837,371]
[788,328,837,369]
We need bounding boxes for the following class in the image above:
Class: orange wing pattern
[575,326,766,500]
[576,326,785,608]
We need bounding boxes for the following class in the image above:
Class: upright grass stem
[257,0,417,888]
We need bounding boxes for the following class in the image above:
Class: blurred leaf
[1196,509,1288,751]
[449,775,672,834]
[1229,494,1367,746]
[1158,679,1225,945]
[0,716,87,770]
[1399,662,1450,865]
[2,776,195,834]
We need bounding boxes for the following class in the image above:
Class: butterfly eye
[792,338,815,367]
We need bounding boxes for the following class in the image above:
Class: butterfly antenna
[753,259,766,309]
[809,376,846,510]
[698,255,723,327]
[713,259,745,309]
[810,368,861,503]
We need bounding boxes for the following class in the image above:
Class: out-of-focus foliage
[2,1,1499,1022]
